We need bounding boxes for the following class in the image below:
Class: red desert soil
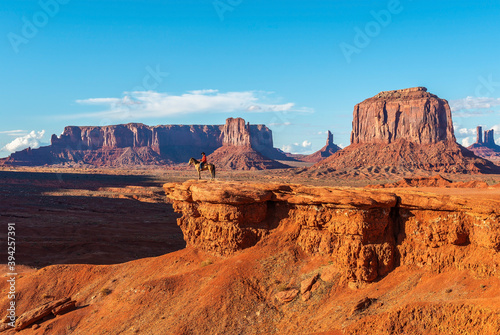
[0,167,499,334]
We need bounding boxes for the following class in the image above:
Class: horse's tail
[212,165,216,179]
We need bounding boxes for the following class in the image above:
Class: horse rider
[200,152,207,170]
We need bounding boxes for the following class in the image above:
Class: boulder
[275,289,299,304]
[300,274,319,294]
[15,297,71,330]
[52,300,77,315]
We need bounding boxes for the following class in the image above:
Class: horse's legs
[198,168,201,180]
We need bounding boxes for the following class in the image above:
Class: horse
[188,157,216,180]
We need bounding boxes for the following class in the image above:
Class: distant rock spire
[327,131,333,146]
[476,126,483,144]
[484,129,495,146]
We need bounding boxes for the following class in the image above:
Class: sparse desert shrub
[100,288,112,296]
[200,259,213,267]
[277,283,288,292]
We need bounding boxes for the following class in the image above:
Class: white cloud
[461,137,473,147]
[269,121,291,127]
[188,89,218,94]
[282,140,312,154]
[456,127,476,136]
[0,130,28,136]
[450,96,500,113]
[2,130,45,153]
[493,125,500,144]
[71,90,312,120]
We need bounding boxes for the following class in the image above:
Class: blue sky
[1,0,499,158]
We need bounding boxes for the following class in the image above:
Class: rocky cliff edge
[164,180,500,284]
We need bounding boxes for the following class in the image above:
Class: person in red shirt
[200,152,207,170]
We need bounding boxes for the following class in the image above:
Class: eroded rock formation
[164,180,500,284]
[468,126,500,165]
[302,130,342,163]
[205,118,290,170]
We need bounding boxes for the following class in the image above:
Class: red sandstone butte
[308,87,500,175]
[351,87,455,145]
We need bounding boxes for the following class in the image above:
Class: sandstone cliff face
[164,181,500,284]
[351,87,455,145]
[52,123,222,155]
[222,117,251,146]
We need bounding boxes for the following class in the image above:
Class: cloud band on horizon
[70,89,313,120]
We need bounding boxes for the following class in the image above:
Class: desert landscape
[0,86,500,334]
[3,2,500,334]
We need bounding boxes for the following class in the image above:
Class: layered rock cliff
[164,180,500,284]
[351,87,455,144]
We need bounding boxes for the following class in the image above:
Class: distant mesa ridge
[1,117,288,169]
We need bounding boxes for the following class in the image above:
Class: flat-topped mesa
[351,87,456,145]
[375,86,428,98]
[50,123,222,153]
